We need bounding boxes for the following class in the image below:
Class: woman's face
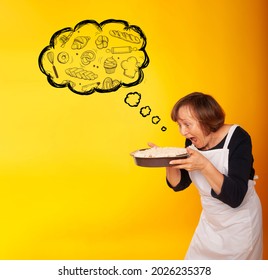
[177,105,210,149]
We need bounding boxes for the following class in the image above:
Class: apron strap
[223,124,239,149]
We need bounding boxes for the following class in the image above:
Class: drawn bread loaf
[109,30,140,44]
[65,67,98,80]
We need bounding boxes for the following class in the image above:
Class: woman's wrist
[166,167,181,187]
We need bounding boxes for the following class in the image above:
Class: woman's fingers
[169,158,192,171]
[186,146,195,155]
[147,142,158,148]
[169,158,187,166]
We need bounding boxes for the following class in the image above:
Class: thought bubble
[124,92,167,132]
[124,92,141,107]
[152,116,161,124]
[38,19,149,95]
[140,106,151,117]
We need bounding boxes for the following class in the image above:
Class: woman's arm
[166,139,192,191]
[169,127,253,207]
[170,147,224,194]
[166,166,182,187]
[166,168,192,191]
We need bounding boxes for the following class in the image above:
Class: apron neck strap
[223,124,239,149]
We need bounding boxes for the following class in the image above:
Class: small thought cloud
[39,19,149,95]
[124,92,141,107]
[140,106,151,117]
[152,116,161,124]
[124,92,167,132]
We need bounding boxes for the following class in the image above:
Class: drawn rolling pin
[106,46,137,54]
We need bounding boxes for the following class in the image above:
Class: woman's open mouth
[189,137,197,144]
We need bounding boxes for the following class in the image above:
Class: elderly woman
[165,92,262,259]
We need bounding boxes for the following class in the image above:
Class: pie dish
[131,147,189,167]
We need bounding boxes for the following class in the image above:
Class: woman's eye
[177,122,191,129]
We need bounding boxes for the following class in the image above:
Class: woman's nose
[180,126,188,136]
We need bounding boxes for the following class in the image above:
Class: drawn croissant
[71,36,90,50]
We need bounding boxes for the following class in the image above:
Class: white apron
[185,125,263,260]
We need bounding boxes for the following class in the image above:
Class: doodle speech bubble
[38,19,149,95]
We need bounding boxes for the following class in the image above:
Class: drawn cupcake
[103,56,117,74]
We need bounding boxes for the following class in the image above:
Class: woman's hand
[169,147,224,194]
[147,142,158,148]
[169,147,209,172]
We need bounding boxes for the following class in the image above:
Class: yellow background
[0,0,267,259]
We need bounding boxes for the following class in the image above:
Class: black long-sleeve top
[166,126,255,208]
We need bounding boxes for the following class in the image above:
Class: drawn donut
[57,52,69,64]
